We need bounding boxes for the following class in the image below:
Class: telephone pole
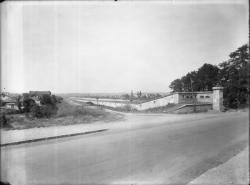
[190,77,196,112]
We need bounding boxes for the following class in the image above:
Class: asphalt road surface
[1,112,248,185]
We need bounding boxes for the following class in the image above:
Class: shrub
[25,94,61,118]
[41,104,58,118]
[0,113,11,128]
[40,94,55,105]
[30,105,43,118]
[29,94,59,118]
[31,104,58,118]
[55,95,63,103]
[23,97,36,113]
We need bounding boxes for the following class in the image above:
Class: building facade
[134,91,213,110]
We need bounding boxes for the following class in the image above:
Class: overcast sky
[1,0,248,93]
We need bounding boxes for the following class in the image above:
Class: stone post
[212,86,224,111]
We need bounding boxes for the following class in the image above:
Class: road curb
[0,129,108,147]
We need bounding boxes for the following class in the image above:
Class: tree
[218,44,249,108]
[40,94,54,105]
[23,97,35,113]
[168,44,249,109]
[169,64,219,92]
[169,79,183,92]
[196,63,219,91]
[30,104,43,118]
[16,95,22,112]
[22,94,61,118]
[136,91,142,98]
[37,94,58,117]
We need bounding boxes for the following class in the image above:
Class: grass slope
[3,100,124,130]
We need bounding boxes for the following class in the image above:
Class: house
[0,93,18,110]
[5,102,18,110]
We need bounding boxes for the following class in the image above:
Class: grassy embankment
[2,100,124,130]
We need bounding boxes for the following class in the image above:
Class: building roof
[175,91,212,94]
[0,95,16,103]
[29,91,51,96]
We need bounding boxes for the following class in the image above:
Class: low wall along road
[70,87,223,113]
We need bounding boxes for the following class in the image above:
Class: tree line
[169,44,249,108]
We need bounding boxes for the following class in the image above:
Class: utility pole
[96,97,99,105]
[130,90,133,102]
[190,77,196,112]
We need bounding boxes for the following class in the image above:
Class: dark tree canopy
[218,44,249,108]
[169,44,249,108]
[169,63,219,92]
[169,79,183,92]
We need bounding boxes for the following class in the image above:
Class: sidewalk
[0,120,121,146]
[0,111,243,146]
[188,147,249,185]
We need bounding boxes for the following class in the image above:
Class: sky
[1,0,248,94]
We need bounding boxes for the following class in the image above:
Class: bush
[30,105,43,118]
[41,104,58,118]
[31,104,58,118]
[55,95,63,103]
[23,97,36,113]
[40,94,55,105]
[23,94,61,118]
[0,114,11,128]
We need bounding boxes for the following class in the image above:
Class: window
[186,96,189,99]
[205,96,210,98]
[200,95,204,98]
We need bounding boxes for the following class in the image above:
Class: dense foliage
[22,94,62,118]
[169,64,220,92]
[169,44,249,108]
[23,96,36,113]
[218,45,249,108]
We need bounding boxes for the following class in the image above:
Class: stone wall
[135,94,179,110]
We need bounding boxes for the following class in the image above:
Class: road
[1,112,248,185]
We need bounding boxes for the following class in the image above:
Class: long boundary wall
[71,86,225,112]
[72,91,214,111]
[134,94,179,110]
